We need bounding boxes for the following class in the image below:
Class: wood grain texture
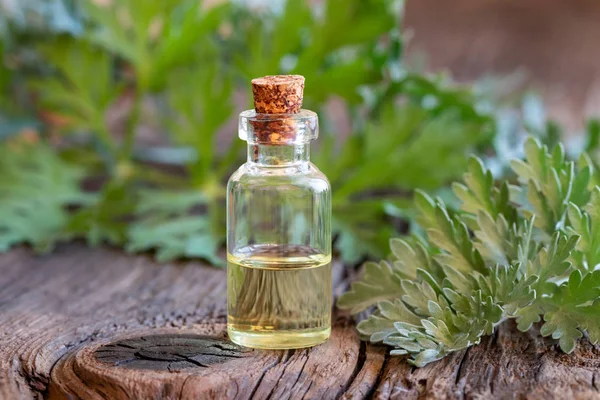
[1,244,599,399]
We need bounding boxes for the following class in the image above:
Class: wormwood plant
[339,137,600,366]
[233,0,395,107]
[0,140,90,252]
[0,0,494,264]
[14,1,235,262]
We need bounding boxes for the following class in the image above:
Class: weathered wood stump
[1,244,599,399]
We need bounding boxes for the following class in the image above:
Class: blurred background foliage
[0,0,596,265]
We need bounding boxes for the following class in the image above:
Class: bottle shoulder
[228,162,330,192]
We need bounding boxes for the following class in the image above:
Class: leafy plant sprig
[0,0,502,265]
[339,137,600,366]
[317,101,491,263]
[21,0,233,261]
[232,0,396,107]
[0,140,90,252]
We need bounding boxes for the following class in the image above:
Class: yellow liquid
[227,244,332,349]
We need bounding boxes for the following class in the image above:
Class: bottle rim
[238,109,318,145]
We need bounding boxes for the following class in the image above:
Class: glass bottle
[227,75,332,349]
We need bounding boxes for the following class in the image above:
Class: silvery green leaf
[338,261,403,314]
[412,349,444,367]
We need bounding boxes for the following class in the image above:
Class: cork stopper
[251,75,305,114]
[247,75,307,145]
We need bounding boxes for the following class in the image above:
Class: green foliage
[0,141,89,252]
[327,105,487,197]
[31,36,118,155]
[233,0,395,106]
[126,190,223,265]
[0,0,493,264]
[0,40,14,127]
[337,259,405,314]
[166,62,234,186]
[0,40,10,99]
[13,0,234,262]
[332,201,397,264]
[66,180,134,246]
[0,39,39,137]
[315,84,492,262]
[339,137,600,366]
[539,270,600,353]
[83,0,229,92]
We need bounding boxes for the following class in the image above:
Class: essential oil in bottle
[226,75,332,349]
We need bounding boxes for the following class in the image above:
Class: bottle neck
[248,143,310,166]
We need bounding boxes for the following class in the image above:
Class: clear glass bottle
[226,90,332,349]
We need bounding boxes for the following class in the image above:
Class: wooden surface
[1,245,600,399]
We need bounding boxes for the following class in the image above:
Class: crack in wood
[301,380,313,400]
[265,352,303,400]
[371,351,391,398]
[340,340,367,396]
[177,375,193,400]
[248,352,284,399]
[95,334,248,371]
[289,351,310,397]
[454,347,470,386]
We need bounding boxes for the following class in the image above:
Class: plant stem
[95,120,118,171]
[134,166,189,188]
[95,120,116,152]
[121,88,143,163]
